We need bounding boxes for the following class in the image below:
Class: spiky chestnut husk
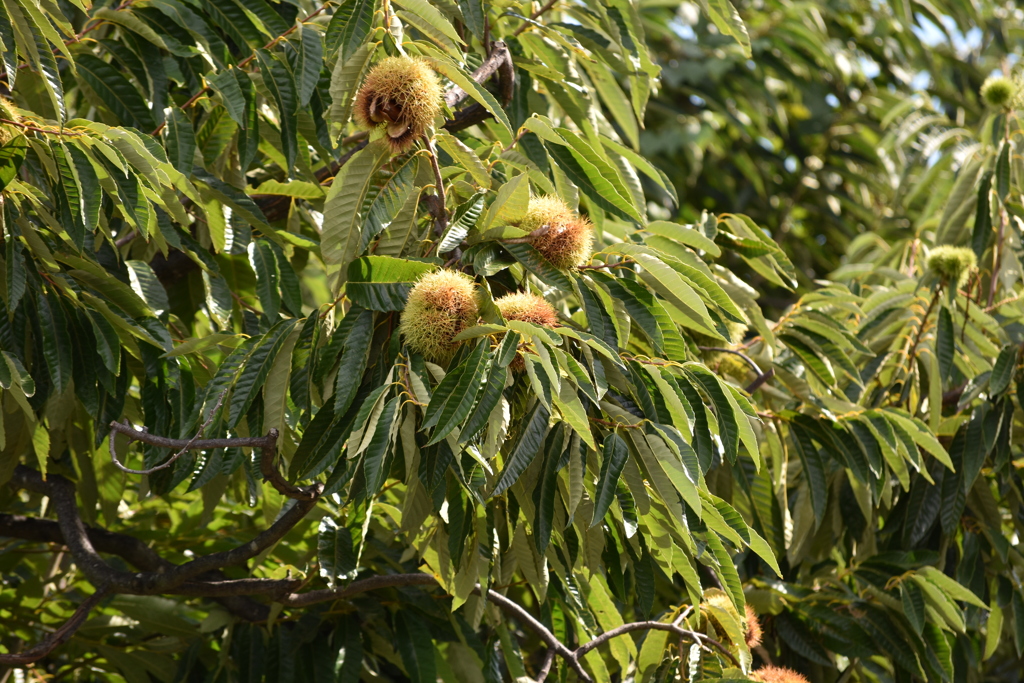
[743,604,763,649]
[399,270,478,362]
[748,666,810,683]
[981,76,1016,109]
[496,292,559,327]
[354,56,443,153]
[927,245,977,288]
[701,593,761,650]
[519,195,594,269]
[496,292,558,371]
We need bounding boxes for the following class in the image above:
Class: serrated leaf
[0,134,26,190]
[592,432,628,527]
[492,401,549,496]
[76,53,155,130]
[321,141,390,288]
[504,242,574,291]
[346,256,436,312]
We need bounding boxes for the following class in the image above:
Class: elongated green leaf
[592,432,628,526]
[294,25,322,107]
[318,517,356,588]
[256,49,298,172]
[0,134,26,190]
[321,141,390,287]
[394,611,437,683]
[76,54,155,130]
[334,308,374,415]
[504,242,574,291]
[492,402,550,496]
[165,108,196,175]
[228,320,298,427]
[326,0,374,61]
[346,256,436,311]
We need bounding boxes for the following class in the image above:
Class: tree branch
[108,421,319,501]
[573,621,740,667]
[444,41,514,109]
[107,391,225,476]
[11,467,142,591]
[0,588,111,666]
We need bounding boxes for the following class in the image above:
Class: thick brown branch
[0,512,270,622]
[11,467,142,591]
[146,495,320,592]
[0,588,111,666]
[444,41,514,108]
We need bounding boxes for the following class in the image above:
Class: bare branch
[108,420,318,501]
[536,648,556,683]
[513,0,559,37]
[0,587,111,666]
[147,495,321,592]
[11,467,142,591]
[107,391,226,475]
[572,621,740,668]
[423,133,448,238]
[444,42,514,108]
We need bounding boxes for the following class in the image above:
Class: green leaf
[321,141,390,287]
[228,320,298,427]
[363,395,399,494]
[394,611,437,683]
[695,0,751,56]
[439,192,485,254]
[325,0,375,62]
[492,402,550,496]
[995,140,1011,200]
[989,345,1016,395]
[346,256,436,311]
[255,49,298,172]
[917,567,987,609]
[75,54,155,130]
[504,242,574,291]
[459,363,507,444]
[0,134,26,190]
[318,517,356,588]
[207,68,248,126]
[253,179,325,199]
[334,307,374,415]
[165,108,196,176]
[901,580,926,635]
[248,239,280,319]
[422,339,490,444]
[35,291,72,395]
[592,432,628,527]
[294,25,323,107]
[532,428,563,552]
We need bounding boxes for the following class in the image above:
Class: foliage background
[0,0,1022,682]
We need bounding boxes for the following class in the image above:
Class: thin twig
[513,0,559,37]
[0,587,111,666]
[152,2,330,135]
[422,133,448,237]
[536,648,556,683]
[573,621,739,667]
[108,392,226,475]
[0,119,84,136]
